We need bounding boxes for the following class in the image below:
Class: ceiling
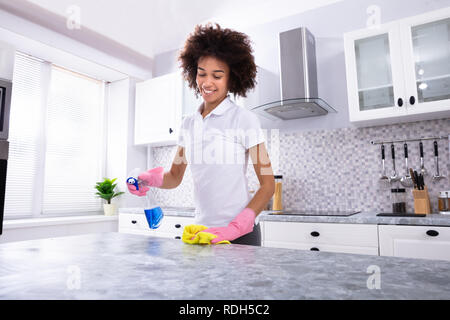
[23,0,343,59]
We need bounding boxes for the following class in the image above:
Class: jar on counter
[391,188,406,213]
[272,175,283,211]
[438,191,450,214]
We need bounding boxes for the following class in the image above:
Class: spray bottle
[126,168,164,229]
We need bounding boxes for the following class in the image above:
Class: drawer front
[264,221,378,247]
[264,240,378,256]
[379,225,450,261]
[119,213,148,231]
[119,214,194,236]
[153,216,195,235]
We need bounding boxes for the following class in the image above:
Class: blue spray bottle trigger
[126,177,139,191]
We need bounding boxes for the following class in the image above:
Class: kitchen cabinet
[261,221,379,256]
[344,8,450,127]
[118,213,195,240]
[379,224,450,261]
[134,72,201,146]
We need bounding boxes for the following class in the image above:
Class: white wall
[0,39,14,80]
[106,78,148,209]
[0,8,146,81]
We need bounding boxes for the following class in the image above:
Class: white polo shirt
[177,95,265,227]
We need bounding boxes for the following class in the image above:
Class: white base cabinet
[261,221,379,256]
[378,224,450,261]
[119,213,194,240]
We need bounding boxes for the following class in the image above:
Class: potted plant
[95,178,125,216]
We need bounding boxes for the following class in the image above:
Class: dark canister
[391,188,406,213]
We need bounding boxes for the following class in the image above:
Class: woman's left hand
[202,208,256,244]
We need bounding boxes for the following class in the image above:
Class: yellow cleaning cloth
[182,224,230,245]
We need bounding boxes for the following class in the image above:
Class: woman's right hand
[127,167,164,197]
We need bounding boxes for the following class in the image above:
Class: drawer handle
[310,247,320,251]
[174,236,181,240]
[426,230,439,237]
[131,220,137,224]
[175,224,181,228]
[310,231,320,237]
[397,98,403,107]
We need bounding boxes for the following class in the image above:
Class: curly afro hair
[178,23,257,99]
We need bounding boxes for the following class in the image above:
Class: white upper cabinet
[134,72,201,146]
[344,8,450,127]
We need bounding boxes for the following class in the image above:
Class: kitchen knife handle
[418,174,425,190]
[413,171,420,189]
[434,141,438,157]
[381,144,385,160]
[404,143,408,158]
[391,144,395,160]
[419,141,424,158]
[410,168,417,188]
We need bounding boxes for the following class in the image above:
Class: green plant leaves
[95,177,124,204]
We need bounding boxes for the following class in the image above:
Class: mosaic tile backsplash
[151,118,450,214]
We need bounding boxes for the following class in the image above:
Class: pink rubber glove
[202,208,256,244]
[127,167,164,197]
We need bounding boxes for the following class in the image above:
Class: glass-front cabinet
[344,7,450,126]
[402,15,450,113]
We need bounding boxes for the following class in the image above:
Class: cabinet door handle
[310,247,320,251]
[169,128,173,134]
[397,98,403,107]
[174,236,181,240]
[310,231,320,237]
[131,220,137,224]
[409,96,415,105]
[175,224,181,228]
[426,230,439,237]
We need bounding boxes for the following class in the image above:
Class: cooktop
[268,210,361,217]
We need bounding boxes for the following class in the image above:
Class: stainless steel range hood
[252,27,336,120]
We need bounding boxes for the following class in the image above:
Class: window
[4,52,106,218]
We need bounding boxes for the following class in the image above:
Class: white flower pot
[103,203,117,216]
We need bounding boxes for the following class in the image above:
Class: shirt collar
[196,95,234,118]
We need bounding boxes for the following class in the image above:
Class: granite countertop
[119,207,450,226]
[0,232,449,300]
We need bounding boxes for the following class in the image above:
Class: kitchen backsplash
[151,118,450,214]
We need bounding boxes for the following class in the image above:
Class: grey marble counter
[119,207,450,226]
[1,232,449,300]
[259,210,450,226]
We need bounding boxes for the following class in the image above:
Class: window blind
[4,53,47,217]
[5,52,106,217]
[42,66,105,214]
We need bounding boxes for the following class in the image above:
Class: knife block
[412,186,431,214]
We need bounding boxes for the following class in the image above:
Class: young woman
[128,23,275,246]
